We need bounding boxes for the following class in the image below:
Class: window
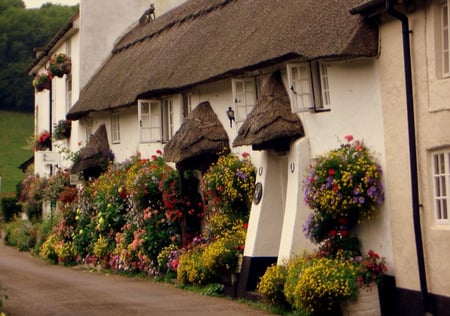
[182,92,192,119]
[66,75,72,111]
[111,112,120,144]
[161,98,173,142]
[138,99,161,142]
[441,0,450,77]
[138,99,173,143]
[287,61,330,113]
[232,78,257,123]
[432,150,450,224]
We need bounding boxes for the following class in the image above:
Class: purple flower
[236,169,248,179]
[367,186,377,198]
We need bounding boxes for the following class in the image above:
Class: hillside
[0,111,34,194]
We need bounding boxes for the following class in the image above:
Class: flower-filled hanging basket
[34,130,51,151]
[54,120,72,140]
[48,53,72,78]
[32,72,52,92]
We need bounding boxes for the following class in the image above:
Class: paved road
[0,242,270,316]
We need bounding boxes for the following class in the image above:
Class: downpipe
[385,0,432,314]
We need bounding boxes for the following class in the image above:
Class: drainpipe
[385,0,431,314]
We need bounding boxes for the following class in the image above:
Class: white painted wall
[78,0,186,89]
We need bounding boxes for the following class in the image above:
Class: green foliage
[201,283,224,297]
[0,195,20,222]
[0,2,77,112]
[0,111,33,193]
[3,216,35,251]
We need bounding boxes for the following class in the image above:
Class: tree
[0,1,77,112]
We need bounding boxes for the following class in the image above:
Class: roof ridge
[112,0,235,54]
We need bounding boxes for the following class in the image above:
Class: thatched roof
[67,0,378,120]
[163,101,230,171]
[233,71,304,152]
[71,124,111,176]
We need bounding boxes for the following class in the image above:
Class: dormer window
[287,61,331,113]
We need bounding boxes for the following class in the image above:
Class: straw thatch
[67,0,378,120]
[71,124,111,176]
[233,71,304,153]
[163,101,230,171]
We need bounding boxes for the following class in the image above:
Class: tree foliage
[0,0,77,112]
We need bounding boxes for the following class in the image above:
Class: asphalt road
[0,241,270,316]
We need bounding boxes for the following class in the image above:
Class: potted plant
[54,120,72,140]
[48,53,71,78]
[34,130,51,151]
[32,72,51,92]
[341,250,387,315]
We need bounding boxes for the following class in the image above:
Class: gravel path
[0,242,270,316]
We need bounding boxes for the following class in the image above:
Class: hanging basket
[341,283,381,316]
[48,53,72,78]
[33,73,51,92]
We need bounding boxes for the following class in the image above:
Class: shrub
[257,264,288,306]
[1,196,21,222]
[292,256,357,314]
[3,217,34,251]
[177,246,211,285]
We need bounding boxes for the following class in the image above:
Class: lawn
[0,111,34,194]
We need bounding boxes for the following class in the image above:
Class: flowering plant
[353,250,387,288]
[291,255,358,314]
[53,120,72,140]
[304,135,384,223]
[202,152,256,215]
[35,130,51,151]
[48,53,71,78]
[32,72,51,91]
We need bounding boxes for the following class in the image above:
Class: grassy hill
[0,111,34,194]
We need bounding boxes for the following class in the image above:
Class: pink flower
[344,135,354,142]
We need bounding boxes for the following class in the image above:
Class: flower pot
[341,283,381,316]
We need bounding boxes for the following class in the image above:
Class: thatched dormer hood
[163,101,230,171]
[233,71,304,153]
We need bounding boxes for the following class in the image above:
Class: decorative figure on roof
[139,3,155,25]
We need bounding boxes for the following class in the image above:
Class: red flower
[344,135,354,142]
[328,169,335,176]
[340,230,348,237]
[329,230,337,236]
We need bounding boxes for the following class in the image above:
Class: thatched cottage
[30,0,450,314]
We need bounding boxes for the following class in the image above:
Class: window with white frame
[182,92,192,119]
[161,97,173,142]
[138,99,161,142]
[432,150,450,224]
[111,112,120,144]
[232,78,257,124]
[138,99,173,143]
[66,75,72,111]
[287,61,330,113]
[441,0,450,77]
